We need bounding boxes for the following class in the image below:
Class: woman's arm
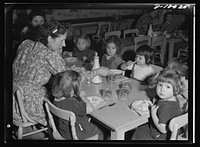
[150,105,167,134]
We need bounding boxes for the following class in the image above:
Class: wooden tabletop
[81,77,152,140]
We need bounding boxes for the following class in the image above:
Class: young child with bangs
[131,68,183,140]
[50,70,104,140]
[120,45,155,81]
[101,35,124,69]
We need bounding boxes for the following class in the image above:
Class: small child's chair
[169,113,188,140]
[12,83,48,140]
[44,98,99,140]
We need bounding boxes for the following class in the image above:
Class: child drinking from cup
[101,35,124,69]
[131,68,183,140]
[120,45,155,81]
[50,70,104,140]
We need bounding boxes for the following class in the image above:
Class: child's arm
[79,90,94,114]
[150,105,167,134]
[120,60,133,70]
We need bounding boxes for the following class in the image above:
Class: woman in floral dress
[13,21,112,126]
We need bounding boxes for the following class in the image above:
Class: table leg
[168,42,175,61]
[110,130,125,140]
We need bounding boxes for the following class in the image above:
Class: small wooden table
[81,77,151,140]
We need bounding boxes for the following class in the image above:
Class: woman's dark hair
[136,45,154,65]
[104,35,122,55]
[51,70,81,101]
[26,21,68,46]
[27,9,46,28]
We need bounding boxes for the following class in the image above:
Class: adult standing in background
[20,9,46,43]
[13,21,112,126]
[135,10,153,35]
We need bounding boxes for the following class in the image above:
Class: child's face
[156,81,174,99]
[106,42,117,57]
[77,39,87,51]
[135,54,146,66]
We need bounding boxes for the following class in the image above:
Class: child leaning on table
[50,70,104,140]
[120,45,155,81]
[101,35,124,69]
[131,68,183,140]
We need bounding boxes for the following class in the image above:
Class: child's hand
[82,56,88,62]
[126,60,133,66]
[79,90,86,98]
[150,104,159,115]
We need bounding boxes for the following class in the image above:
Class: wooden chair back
[169,113,188,140]
[44,98,77,140]
[104,30,121,40]
[44,99,98,140]
[134,35,151,52]
[123,29,139,38]
[13,83,48,139]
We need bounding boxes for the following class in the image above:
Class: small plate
[110,69,124,75]
[87,96,105,107]
[131,100,152,112]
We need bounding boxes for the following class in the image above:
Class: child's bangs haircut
[74,34,91,49]
[104,35,121,54]
[157,68,184,96]
[136,45,153,65]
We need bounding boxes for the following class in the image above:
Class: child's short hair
[104,35,121,55]
[156,68,185,96]
[167,57,188,79]
[51,70,81,99]
[74,34,91,49]
[136,45,154,65]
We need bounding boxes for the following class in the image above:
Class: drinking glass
[116,88,129,103]
[106,74,116,84]
[100,88,112,102]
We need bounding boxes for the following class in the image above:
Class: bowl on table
[130,100,152,112]
[110,69,124,78]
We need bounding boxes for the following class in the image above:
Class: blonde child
[132,68,183,140]
[51,70,104,140]
[101,35,124,69]
[73,34,96,63]
[121,45,155,81]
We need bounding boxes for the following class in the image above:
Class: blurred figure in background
[20,9,46,43]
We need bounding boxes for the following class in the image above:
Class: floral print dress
[13,39,96,126]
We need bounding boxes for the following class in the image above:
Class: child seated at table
[120,45,155,81]
[167,57,188,112]
[101,35,124,69]
[131,68,183,140]
[73,34,96,70]
[50,70,104,140]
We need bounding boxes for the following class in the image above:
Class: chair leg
[17,127,23,140]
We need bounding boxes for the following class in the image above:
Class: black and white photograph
[4,3,195,144]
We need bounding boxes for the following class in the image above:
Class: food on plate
[131,100,152,112]
[87,96,104,107]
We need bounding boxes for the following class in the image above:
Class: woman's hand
[96,67,114,77]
